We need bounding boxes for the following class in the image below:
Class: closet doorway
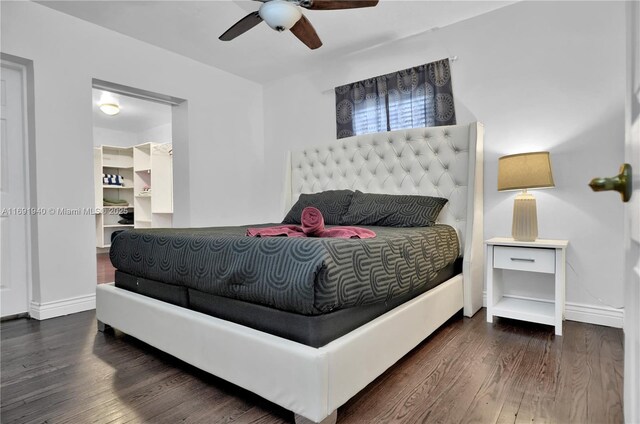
[92,85,175,284]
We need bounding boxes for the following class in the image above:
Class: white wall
[262,1,627,322]
[2,0,627,325]
[138,122,172,144]
[1,1,266,315]
[93,127,138,147]
[93,123,172,147]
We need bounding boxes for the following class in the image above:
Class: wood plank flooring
[1,309,623,424]
[97,253,116,284]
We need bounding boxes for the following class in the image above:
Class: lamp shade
[498,151,555,191]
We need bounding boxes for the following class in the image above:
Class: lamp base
[512,192,538,242]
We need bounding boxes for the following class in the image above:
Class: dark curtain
[334,58,456,139]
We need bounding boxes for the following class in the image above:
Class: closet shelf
[95,143,173,248]
[103,165,134,170]
[101,205,134,209]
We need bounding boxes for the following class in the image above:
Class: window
[335,59,456,139]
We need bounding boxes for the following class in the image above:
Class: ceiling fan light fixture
[259,0,302,31]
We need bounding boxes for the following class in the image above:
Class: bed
[96,122,484,423]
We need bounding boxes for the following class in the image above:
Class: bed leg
[294,410,337,424]
[97,320,112,333]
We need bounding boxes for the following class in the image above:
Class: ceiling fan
[219,0,379,50]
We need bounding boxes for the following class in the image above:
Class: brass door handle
[589,163,633,202]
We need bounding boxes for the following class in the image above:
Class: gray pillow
[282,190,354,225]
[340,191,448,227]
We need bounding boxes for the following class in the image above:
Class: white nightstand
[485,237,569,336]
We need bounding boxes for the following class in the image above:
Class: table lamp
[498,152,555,241]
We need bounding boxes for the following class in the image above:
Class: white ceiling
[39,0,517,84]
[92,88,172,132]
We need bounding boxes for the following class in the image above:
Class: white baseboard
[482,291,623,328]
[30,293,96,320]
[564,302,624,328]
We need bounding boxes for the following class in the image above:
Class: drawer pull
[510,257,535,262]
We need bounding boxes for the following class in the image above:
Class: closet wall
[93,122,172,146]
[93,127,138,147]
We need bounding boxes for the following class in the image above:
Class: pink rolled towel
[246,225,306,238]
[319,226,376,239]
[246,206,376,239]
[301,207,325,236]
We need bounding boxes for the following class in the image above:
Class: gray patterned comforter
[110,224,460,315]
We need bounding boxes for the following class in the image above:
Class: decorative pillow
[340,191,448,227]
[282,190,354,225]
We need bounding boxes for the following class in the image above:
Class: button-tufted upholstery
[292,125,471,249]
[288,122,484,317]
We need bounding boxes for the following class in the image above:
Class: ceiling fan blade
[302,0,378,10]
[219,11,263,41]
[290,15,323,50]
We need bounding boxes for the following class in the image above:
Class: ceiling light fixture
[259,0,302,32]
[99,102,120,116]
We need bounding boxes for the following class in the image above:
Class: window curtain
[334,58,456,139]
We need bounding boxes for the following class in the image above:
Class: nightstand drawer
[493,246,555,274]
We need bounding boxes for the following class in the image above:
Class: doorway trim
[90,79,189,286]
[90,78,190,227]
[1,53,38,319]
[92,79,185,106]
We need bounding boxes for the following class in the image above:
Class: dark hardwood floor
[1,309,623,424]
[97,253,116,284]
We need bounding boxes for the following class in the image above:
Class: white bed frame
[96,122,484,424]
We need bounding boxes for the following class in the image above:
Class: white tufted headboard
[285,122,484,317]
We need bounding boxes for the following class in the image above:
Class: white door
[0,63,30,317]
[624,2,640,422]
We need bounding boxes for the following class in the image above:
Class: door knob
[589,163,632,202]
